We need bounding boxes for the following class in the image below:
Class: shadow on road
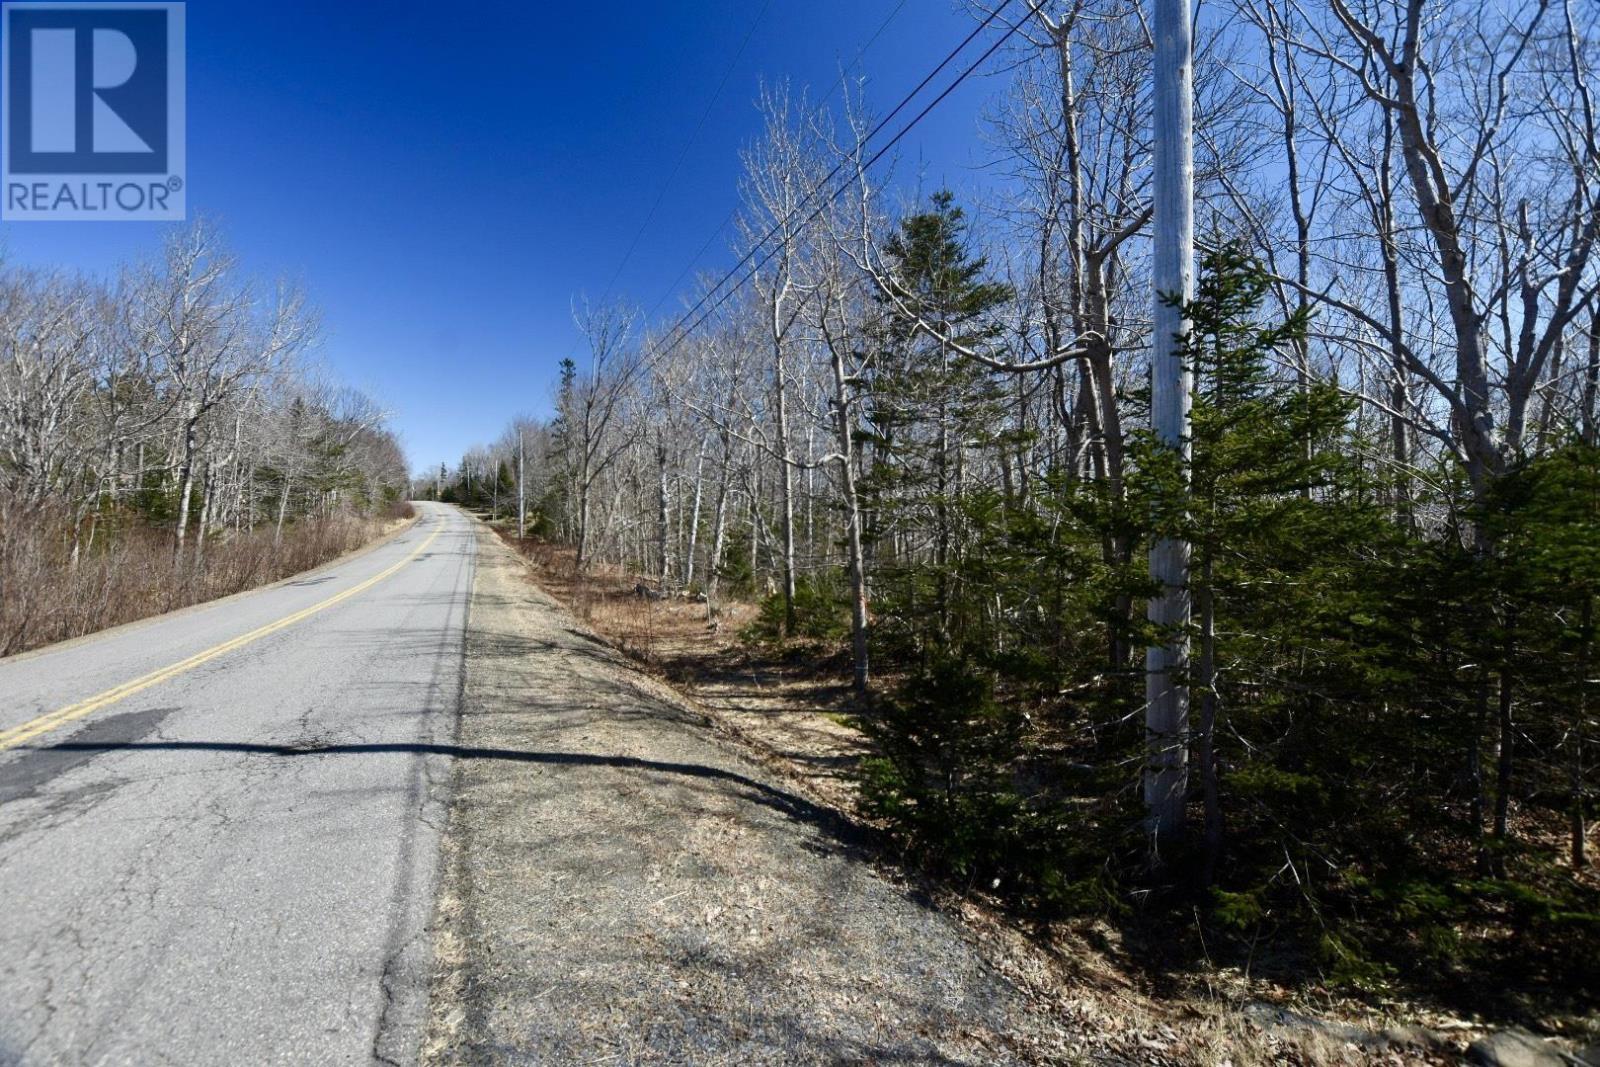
[31,739,868,846]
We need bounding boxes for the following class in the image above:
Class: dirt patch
[501,537,868,818]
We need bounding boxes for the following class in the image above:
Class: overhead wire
[633,0,1027,371]
[637,0,912,325]
[593,0,776,309]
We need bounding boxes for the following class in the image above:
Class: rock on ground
[1466,1027,1576,1067]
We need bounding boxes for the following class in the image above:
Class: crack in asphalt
[0,706,178,808]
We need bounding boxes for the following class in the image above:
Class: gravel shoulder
[422,519,1083,1066]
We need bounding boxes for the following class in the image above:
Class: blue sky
[1,0,1001,474]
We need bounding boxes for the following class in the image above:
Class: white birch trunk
[684,437,707,589]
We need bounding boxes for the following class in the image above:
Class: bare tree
[565,300,643,571]
[138,223,315,561]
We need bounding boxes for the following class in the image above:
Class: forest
[0,222,411,656]
[440,0,1600,1020]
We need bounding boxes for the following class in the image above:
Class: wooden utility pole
[1145,0,1195,858]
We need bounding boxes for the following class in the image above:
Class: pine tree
[1142,243,1360,881]
[868,191,1013,650]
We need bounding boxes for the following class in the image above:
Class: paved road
[0,501,474,1066]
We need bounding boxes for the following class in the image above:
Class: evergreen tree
[867,191,1013,650]
[1159,243,1360,880]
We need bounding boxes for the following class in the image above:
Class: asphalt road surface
[0,502,474,1066]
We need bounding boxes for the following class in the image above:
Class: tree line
[0,221,409,655]
[435,0,1599,1013]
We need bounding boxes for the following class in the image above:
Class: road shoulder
[422,519,1084,1065]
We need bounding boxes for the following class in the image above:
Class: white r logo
[29,26,153,154]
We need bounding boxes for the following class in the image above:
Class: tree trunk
[1534,332,1566,452]
[935,339,953,637]
[576,457,593,572]
[231,414,245,533]
[1270,14,1315,498]
[1494,611,1517,849]
[173,406,201,562]
[274,472,292,548]
[517,429,526,538]
[1197,554,1222,884]
[1583,313,1599,448]
[684,437,706,589]
[1378,111,1414,525]
[195,452,216,567]
[1386,42,1500,492]
[804,425,815,561]
[831,348,870,694]
[655,436,672,587]
[1470,662,1490,870]
[775,364,798,634]
[749,463,762,594]
[1575,594,1592,869]
[706,442,732,623]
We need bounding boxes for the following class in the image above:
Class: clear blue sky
[1,0,1001,474]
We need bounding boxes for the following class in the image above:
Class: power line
[822,0,911,108]
[642,0,1014,335]
[595,0,775,308]
[638,0,1025,370]
[639,0,911,325]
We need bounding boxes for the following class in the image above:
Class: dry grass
[510,537,755,659]
[498,532,870,812]
[0,498,407,657]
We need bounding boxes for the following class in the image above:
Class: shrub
[858,659,1025,879]
[745,572,851,644]
[0,497,385,657]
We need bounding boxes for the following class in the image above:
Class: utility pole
[517,427,526,538]
[1145,0,1194,859]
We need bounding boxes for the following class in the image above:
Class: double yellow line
[0,521,444,753]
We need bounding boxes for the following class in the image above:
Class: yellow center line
[0,521,446,753]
